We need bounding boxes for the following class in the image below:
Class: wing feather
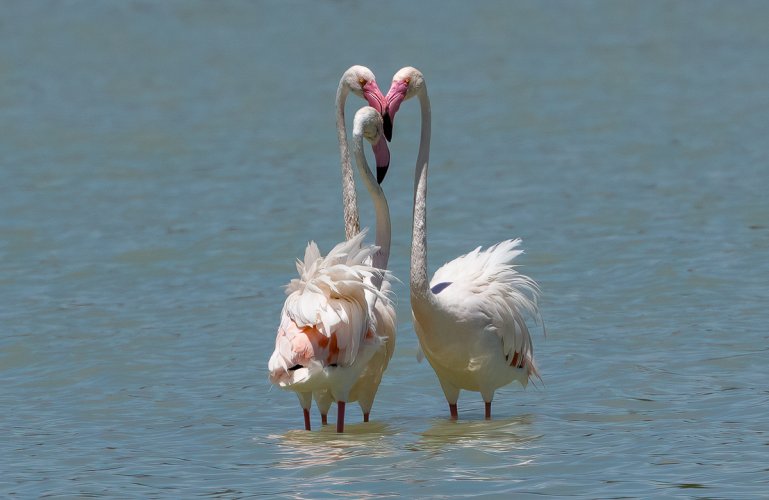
[430,239,541,373]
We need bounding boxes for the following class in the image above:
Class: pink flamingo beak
[360,80,390,182]
[372,135,390,184]
[383,80,409,142]
[362,80,387,116]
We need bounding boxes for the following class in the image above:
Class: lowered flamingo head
[343,65,387,116]
[384,66,425,141]
[353,106,390,184]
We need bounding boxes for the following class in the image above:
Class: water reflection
[267,422,399,470]
[410,414,540,455]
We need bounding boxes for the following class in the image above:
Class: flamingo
[384,67,543,420]
[267,65,389,432]
[308,66,395,427]
[313,106,397,427]
[268,106,396,433]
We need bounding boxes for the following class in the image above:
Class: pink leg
[485,402,492,420]
[449,403,458,420]
[303,408,311,431]
[363,412,370,423]
[336,401,346,433]
[321,414,328,425]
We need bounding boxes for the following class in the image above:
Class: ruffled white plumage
[268,229,395,407]
[429,238,541,379]
[413,238,542,410]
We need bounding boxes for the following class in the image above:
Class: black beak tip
[383,113,393,142]
[377,165,389,184]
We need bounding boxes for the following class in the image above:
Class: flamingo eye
[358,77,367,87]
[404,77,411,85]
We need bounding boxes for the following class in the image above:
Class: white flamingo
[384,67,542,420]
[268,105,396,433]
[267,65,389,432]
[307,66,394,427]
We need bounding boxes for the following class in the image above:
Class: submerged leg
[363,412,370,423]
[449,403,458,420]
[336,401,346,433]
[481,389,495,420]
[297,392,313,431]
[321,414,328,425]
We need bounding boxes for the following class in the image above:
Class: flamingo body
[311,280,396,422]
[268,231,393,428]
[414,239,540,406]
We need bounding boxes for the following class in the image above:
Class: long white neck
[336,83,360,240]
[411,86,432,301]
[352,134,391,286]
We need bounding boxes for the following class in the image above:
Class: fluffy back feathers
[274,230,392,371]
[430,238,542,379]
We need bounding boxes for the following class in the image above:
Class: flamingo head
[343,65,387,115]
[384,66,425,141]
[353,106,390,184]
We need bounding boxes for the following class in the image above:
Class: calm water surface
[2,1,768,497]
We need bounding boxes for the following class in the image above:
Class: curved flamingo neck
[336,83,360,240]
[411,86,432,301]
[351,130,391,287]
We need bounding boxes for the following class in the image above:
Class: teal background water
[2,1,768,497]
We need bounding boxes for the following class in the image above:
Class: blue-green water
[2,1,768,497]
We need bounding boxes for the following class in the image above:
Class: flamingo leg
[363,412,370,423]
[336,401,346,433]
[303,408,311,431]
[485,402,492,420]
[449,403,458,420]
[321,413,328,425]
